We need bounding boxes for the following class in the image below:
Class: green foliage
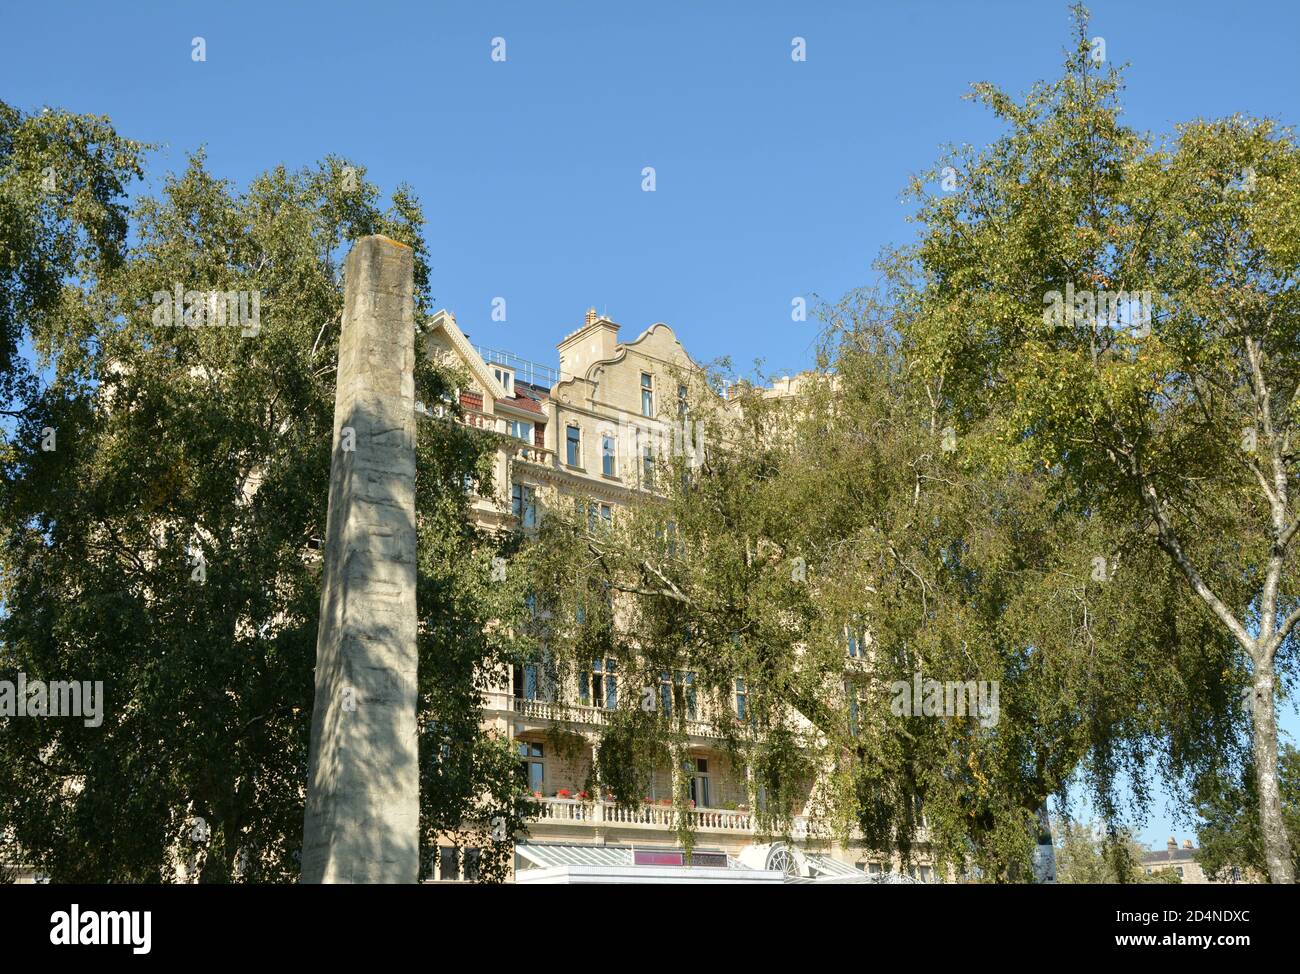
[521,285,1231,879]
[1055,819,1180,884]
[0,100,148,413]
[894,2,1299,880]
[0,130,531,881]
[515,6,1283,881]
[1194,745,1300,881]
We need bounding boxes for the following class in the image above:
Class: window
[517,741,544,795]
[846,624,864,658]
[509,419,533,442]
[677,383,689,418]
[463,848,481,882]
[641,372,654,417]
[601,433,616,476]
[584,501,612,533]
[438,846,459,881]
[686,758,710,808]
[511,482,536,528]
[642,444,655,488]
[847,681,860,737]
[735,679,747,720]
[659,671,696,719]
[494,367,514,396]
[515,654,556,702]
[579,658,618,709]
[517,741,545,794]
[566,425,581,466]
[515,663,539,701]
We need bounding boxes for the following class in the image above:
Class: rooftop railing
[474,345,569,389]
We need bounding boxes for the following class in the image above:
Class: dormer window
[494,366,515,396]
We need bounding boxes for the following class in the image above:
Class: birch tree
[901,5,1300,880]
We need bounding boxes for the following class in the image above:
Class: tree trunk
[1251,666,1295,883]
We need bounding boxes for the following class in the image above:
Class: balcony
[508,695,731,740]
[529,797,819,838]
[513,442,554,466]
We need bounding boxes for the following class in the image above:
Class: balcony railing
[513,442,554,466]
[529,797,756,832]
[527,797,830,839]
[474,345,567,389]
[509,696,731,740]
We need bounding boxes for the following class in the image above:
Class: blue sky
[4,0,1298,850]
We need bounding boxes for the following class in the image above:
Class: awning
[515,842,784,885]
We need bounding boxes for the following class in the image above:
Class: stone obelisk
[301,235,419,883]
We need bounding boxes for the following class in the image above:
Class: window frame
[579,658,619,709]
[494,366,515,396]
[511,481,537,528]
[508,418,534,443]
[565,424,582,467]
[601,432,617,476]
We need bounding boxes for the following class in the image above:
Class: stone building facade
[1141,836,1255,884]
[423,306,945,883]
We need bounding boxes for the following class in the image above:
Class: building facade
[1141,836,1255,884]
[423,307,947,883]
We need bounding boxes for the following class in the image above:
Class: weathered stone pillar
[301,235,419,884]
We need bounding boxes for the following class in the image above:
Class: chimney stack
[1183,839,1194,850]
[1167,836,1177,852]
[558,307,619,378]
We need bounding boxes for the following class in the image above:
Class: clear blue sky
[4,0,1298,849]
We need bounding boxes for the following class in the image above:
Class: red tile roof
[500,379,549,414]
